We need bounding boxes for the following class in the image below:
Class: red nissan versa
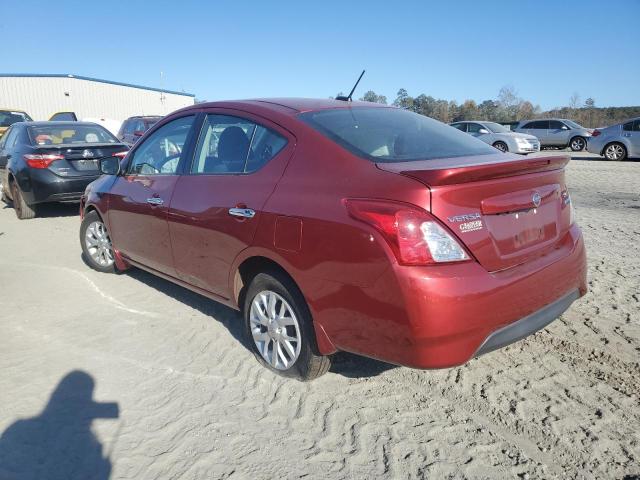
[79,99,587,380]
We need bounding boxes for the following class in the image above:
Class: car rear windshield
[0,111,32,127]
[28,124,119,145]
[300,107,496,162]
[564,120,584,129]
[485,122,510,133]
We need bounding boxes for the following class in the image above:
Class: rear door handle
[146,197,164,206]
[228,207,255,218]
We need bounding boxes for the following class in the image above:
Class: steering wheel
[158,153,181,173]
[137,162,160,175]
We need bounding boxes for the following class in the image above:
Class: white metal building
[0,73,195,123]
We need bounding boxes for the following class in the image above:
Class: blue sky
[1,0,638,109]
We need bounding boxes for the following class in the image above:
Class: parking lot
[0,151,638,479]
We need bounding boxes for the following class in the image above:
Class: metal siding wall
[0,77,194,122]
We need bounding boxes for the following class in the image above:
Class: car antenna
[336,70,365,102]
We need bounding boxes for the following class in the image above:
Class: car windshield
[28,124,119,145]
[564,120,583,129]
[300,107,495,162]
[0,111,32,127]
[484,122,510,133]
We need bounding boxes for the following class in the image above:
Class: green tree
[360,90,388,104]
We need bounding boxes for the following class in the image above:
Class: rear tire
[80,210,117,273]
[569,136,586,151]
[243,270,331,381]
[11,182,36,220]
[603,142,627,161]
[493,141,508,153]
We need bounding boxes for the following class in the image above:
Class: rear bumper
[394,226,587,368]
[20,169,99,204]
[319,225,587,369]
[473,289,579,358]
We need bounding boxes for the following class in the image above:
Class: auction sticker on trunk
[459,220,483,233]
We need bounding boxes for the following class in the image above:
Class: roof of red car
[190,98,392,115]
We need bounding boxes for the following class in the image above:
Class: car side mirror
[561,125,569,130]
[133,130,145,137]
[100,156,121,175]
[478,128,489,134]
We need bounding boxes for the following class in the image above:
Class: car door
[107,114,197,276]
[168,110,294,298]
[625,119,640,157]
[548,120,570,146]
[522,120,550,145]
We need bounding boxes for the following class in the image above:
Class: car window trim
[184,108,294,177]
[123,113,199,177]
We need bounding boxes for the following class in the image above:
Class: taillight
[23,153,64,169]
[345,199,470,265]
[112,151,128,159]
[592,129,601,137]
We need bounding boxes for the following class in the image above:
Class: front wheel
[569,136,586,151]
[603,143,627,161]
[80,210,117,273]
[244,271,331,380]
[493,141,508,153]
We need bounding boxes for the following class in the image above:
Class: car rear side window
[523,120,548,129]
[300,107,495,162]
[623,121,634,132]
[191,114,287,174]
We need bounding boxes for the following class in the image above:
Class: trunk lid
[377,154,573,272]
[35,143,128,177]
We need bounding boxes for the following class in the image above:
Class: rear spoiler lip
[376,154,570,187]
[33,142,128,149]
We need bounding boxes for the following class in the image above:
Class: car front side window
[467,123,483,134]
[127,115,195,175]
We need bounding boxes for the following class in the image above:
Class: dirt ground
[0,152,638,480]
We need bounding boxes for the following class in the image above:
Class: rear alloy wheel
[244,271,331,380]
[604,143,627,161]
[11,182,36,220]
[493,141,508,153]
[80,210,117,273]
[570,136,586,151]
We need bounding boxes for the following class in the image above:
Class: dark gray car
[514,118,592,151]
[117,116,162,146]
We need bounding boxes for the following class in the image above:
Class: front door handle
[146,197,164,206]
[623,133,631,137]
[228,207,255,218]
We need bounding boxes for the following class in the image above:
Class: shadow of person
[0,371,119,480]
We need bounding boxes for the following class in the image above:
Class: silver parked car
[450,121,540,154]
[514,118,592,151]
[587,117,640,161]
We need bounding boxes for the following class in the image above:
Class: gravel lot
[0,152,638,479]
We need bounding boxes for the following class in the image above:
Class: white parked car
[450,121,540,154]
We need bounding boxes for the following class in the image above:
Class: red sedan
[79,99,587,380]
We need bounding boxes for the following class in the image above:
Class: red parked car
[79,99,587,380]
